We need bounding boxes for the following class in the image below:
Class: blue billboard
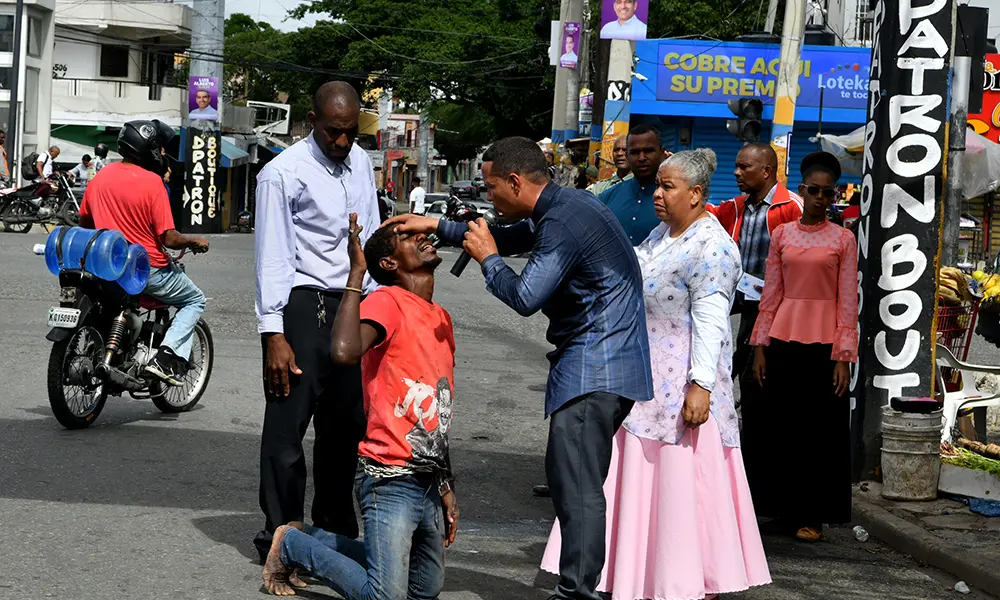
[632,39,872,124]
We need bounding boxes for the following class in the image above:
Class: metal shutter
[691,118,761,205]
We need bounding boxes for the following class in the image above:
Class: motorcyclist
[78,120,209,385]
[93,143,110,174]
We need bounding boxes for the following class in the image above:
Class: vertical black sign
[183,129,222,233]
[852,0,954,479]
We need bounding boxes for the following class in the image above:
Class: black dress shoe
[532,484,551,497]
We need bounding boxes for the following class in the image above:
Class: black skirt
[740,339,852,525]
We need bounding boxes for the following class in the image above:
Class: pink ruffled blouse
[750,220,859,362]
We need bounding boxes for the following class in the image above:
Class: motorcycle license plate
[47,307,80,328]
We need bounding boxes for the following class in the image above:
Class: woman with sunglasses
[746,151,858,543]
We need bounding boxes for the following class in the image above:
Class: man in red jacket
[707,142,802,396]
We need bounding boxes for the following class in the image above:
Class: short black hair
[627,123,661,147]
[481,145,495,162]
[363,225,398,286]
[739,142,779,169]
[82,154,92,162]
[413,177,421,184]
[800,151,842,182]
[488,137,548,182]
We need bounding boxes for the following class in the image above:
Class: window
[99,44,129,78]
[27,17,42,58]
[0,15,14,53]
[23,68,37,133]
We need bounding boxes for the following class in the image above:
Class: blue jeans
[143,264,206,362]
[280,472,445,600]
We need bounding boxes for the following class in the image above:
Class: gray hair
[662,148,717,201]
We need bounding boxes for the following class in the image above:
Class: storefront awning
[51,136,122,164]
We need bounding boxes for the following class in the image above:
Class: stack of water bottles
[43,226,151,295]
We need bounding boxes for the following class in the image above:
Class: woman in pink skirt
[541,149,771,600]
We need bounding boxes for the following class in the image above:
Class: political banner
[188,76,220,122]
[561,22,581,69]
[600,0,647,40]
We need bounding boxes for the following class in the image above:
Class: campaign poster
[600,0,648,41]
[188,76,220,122]
[560,22,581,69]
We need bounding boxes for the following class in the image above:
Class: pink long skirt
[541,416,771,600]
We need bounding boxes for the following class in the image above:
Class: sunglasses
[805,185,837,200]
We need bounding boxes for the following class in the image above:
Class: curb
[852,489,1000,597]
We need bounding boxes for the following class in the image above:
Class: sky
[223,0,319,32]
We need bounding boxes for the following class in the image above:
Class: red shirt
[79,162,174,267]
[359,286,455,472]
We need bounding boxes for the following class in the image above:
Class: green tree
[647,0,766,40]
[223,14,290,104]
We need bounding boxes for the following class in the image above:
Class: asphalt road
[0,230,994,600]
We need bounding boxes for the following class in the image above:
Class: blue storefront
[630,39,871,204]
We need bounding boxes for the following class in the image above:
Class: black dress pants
[547,391,634,600]
[253,287,367,560]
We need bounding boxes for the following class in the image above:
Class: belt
[292,285,346,298]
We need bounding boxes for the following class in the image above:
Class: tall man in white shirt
[409,176,426,214]
[253,81,379,562]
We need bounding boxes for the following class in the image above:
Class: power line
[344,22,540,66]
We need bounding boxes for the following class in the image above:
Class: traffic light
[726,98,763,142]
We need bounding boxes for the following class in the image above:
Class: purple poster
[188,76,219,122]
[600,0,648,40]
[560,22,581,69]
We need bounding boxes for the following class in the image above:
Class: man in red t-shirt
[262,214,458,598]
[79,120,209,385]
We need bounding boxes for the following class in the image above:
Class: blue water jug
[116,244,151,295]
[43,226,129,281]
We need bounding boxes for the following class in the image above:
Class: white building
[50,0,191,157]
[0,0,56,177]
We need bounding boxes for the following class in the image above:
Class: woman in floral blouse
[747,151,859,542]
[541,149,770,600]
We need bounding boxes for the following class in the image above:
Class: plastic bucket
[116,244,150,295]
[44,226,128,281]
[881,405,943,501]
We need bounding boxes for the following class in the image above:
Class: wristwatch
[438,478,454,497]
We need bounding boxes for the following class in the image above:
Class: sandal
[795,526,822,542]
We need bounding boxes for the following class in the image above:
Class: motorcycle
[1,172,82,233]
[38,247,214,429]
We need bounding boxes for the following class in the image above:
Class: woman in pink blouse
[746,151,858,543]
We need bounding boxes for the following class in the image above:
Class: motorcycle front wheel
[47,325,109,429]
[151,319,214,413]
[59,200,80,227]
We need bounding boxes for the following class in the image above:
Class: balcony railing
[51,79,184,127]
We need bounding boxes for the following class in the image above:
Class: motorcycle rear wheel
[151,319,214,413]
[59,200,80,227]
[47,325,109,429]
[2,202,32,234]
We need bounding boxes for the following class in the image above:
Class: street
[0,230,994,600]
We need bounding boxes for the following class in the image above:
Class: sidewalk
[853,482,1000,596]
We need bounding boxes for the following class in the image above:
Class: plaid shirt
[737,184,778,277]
[438,182,654,415]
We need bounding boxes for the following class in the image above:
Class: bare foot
[262,525,295,596]
[288,569,307,589]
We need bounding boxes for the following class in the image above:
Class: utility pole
[182,0,225,234]
[769,0,806,186]
[943,55,969,267]
[6,0,23,182]
[764,0,780,33]
[417,113,429,191]
[597,40,634,179]
[550,0,584,143]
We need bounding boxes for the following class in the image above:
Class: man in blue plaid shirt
[387,137,653,600]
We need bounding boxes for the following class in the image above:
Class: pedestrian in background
[706,143,801,421]
[588,135,631,197]
[386,136,653,600]
[599,124,668,245]
[747,151,858,543]
[542,149,770,600]
[409,176,426,214]
[253,81,378,562]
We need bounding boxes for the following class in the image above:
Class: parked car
[472,176,485,192]
[449,180,479,201]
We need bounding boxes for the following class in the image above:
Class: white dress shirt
[600,15,648,40]
[254,134,380,334]
[190,106,219,121]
